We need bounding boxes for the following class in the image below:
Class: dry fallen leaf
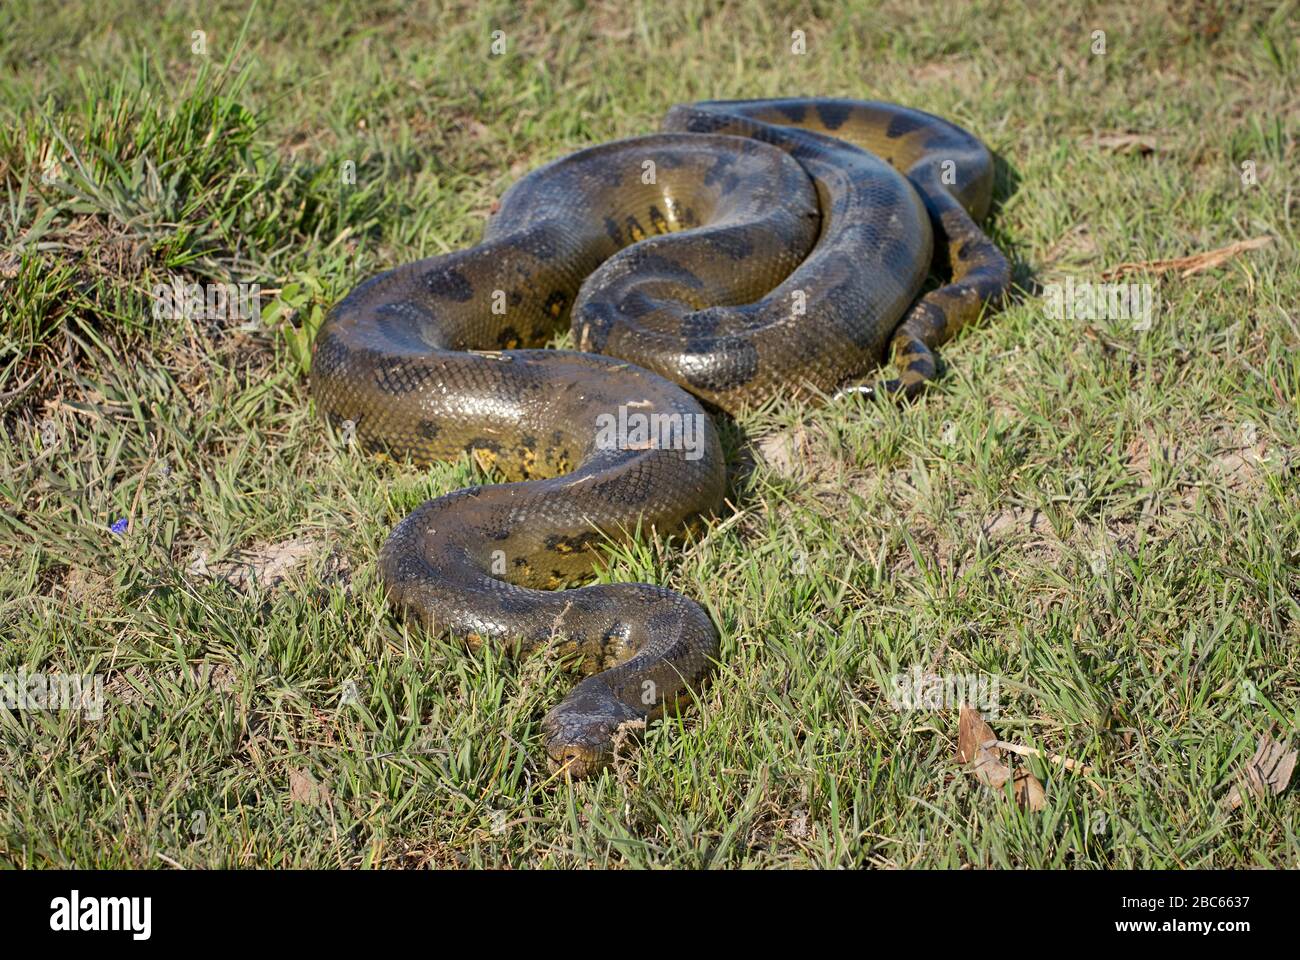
[957,705,995,762]
[1102,236,1272,280]
[288,768,330,807]
[187,537,319,591]
[1014,769,1047,811]
[957,706,1046,811]
[958,706,1011,789]
[1224,733,1297,810]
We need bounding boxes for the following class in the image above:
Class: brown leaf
[1224,733,1297,810]
[1014,769,1048,812]
[958,706,1011,789]
[188,537,318,591]
[1102,236,1272,280]
[956,705,992,763]
[288,768,329,806]
[957,706,1046,810]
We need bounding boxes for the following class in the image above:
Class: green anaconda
[311,98,1010,776]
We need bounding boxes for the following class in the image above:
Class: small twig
[1102,236,1272,280]
[127,434,160,533]
[990,738,1094,774]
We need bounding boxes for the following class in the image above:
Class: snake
[311,98,1010,777]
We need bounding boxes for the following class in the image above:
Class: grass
[0,0,1296,868]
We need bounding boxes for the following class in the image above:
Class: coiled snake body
[312,99,1010,776]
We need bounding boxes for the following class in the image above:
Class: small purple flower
[110,518,129,535]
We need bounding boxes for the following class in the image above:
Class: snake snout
[543,724,614,778]
[542,678,644,777]
[546,742,609,779]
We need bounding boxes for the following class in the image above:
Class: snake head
[541,677,645,778]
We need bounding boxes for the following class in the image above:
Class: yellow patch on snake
[519,445,539,477]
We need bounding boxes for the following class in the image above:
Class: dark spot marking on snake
[815,101,851,130]
[680,111,728,134]
[909,301,950,339]
[710,230,754,260]
[630,252,707,289]
[544,290,569,319]
[682,307,724,339]
[423,264,474,302]
[820,277,881,350]
[681,335,759,393]
[702,150,741,187]
[576,301,616,350]
[886,111,927,139]
[418,419,440,440]
[775,102,807,123]
[494,593,539,618]
[497,326,521,348]
[544,532,602,555]
[604,216,623,245]
[648,205,670,234]
[620,289,658,319]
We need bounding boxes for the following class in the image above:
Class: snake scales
[312,98,1010,776]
